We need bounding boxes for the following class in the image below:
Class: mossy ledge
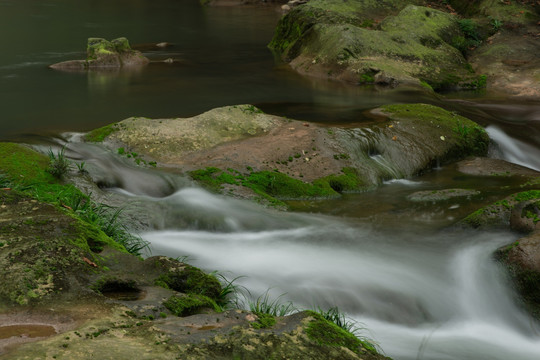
[189,166,365,207]
[268,1,485,90]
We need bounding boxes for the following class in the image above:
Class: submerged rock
[407,188,480,202]
[49,37,150,71]
[268,0,484,90]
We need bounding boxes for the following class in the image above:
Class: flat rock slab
[407,188,480,202]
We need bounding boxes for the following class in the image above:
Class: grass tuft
[249,291,296,317]
[47,147,71,179]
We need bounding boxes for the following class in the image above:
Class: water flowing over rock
[49,37,150,71]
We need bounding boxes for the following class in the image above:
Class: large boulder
[269,0,484,90]
[85,103,489,203]
[50,37,150,71]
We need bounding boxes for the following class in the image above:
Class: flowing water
[2,1,540,359]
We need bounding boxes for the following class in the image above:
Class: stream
[2,0,540,359]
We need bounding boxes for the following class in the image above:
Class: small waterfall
[487,126,540,171]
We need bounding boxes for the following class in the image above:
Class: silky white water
[137,187,540,360]
[54,125,540,360]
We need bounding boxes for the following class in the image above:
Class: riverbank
[0,142,388,359]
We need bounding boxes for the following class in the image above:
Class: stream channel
[1,1,540,359]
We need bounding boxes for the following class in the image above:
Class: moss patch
[251,313,276,329]
[190,166,366,206]
[305,311,377,357]
[164,294,219,317]
[463,190,540,228]
[0,142,130,254]
[154,265,221,300]
[381,103,489,157]
[85,123,119,142]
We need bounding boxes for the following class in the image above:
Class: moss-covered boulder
[496,232,540,318]
[339,103,489,183]
[462,190,540,229]
[50,37,150,71]
[84,103,489,204]
[269,0,484,90]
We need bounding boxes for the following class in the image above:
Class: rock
[468,29,540,99]
[268,1,485,90]
[447,0,540,99]
[50,37,149,71]
[85,103,489,203]
[510,200,540,233]
[461,190,540,229]
[457,157,540,178]
[496,232,540,318]
[407,189,480,202]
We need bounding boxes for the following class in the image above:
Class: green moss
[155,265,221,300]
[251,313,276,329]
[419,80,434,91]
[85,123,118,142]
[0,142,132,255]
[313,168,364,193]
[87,38,116,60]
[191,166,369,206]
[512,190,540,203]
[245,171,339,199]
[305,311,377,356]
[164,294,219,317]
[381,103,489,156]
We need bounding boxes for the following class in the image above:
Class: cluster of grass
[249,291,296,317]
[231,286,379,355]
[0,142,147,256]
[65,193,148,255]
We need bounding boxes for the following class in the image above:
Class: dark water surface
[3,1,540,359]
[2,0,538,144]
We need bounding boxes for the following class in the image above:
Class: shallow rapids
[135,187,539,360]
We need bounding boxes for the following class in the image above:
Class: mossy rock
[0,189,115,305]
[407,188,480,202]
[164,293,219,317]
[269,1,482,90]
[175,311,390,360]
[151,257,222,300]
[495,231,540,319]
[462,190,540,229]
[305,311,380,358]
[50,37,149,70]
